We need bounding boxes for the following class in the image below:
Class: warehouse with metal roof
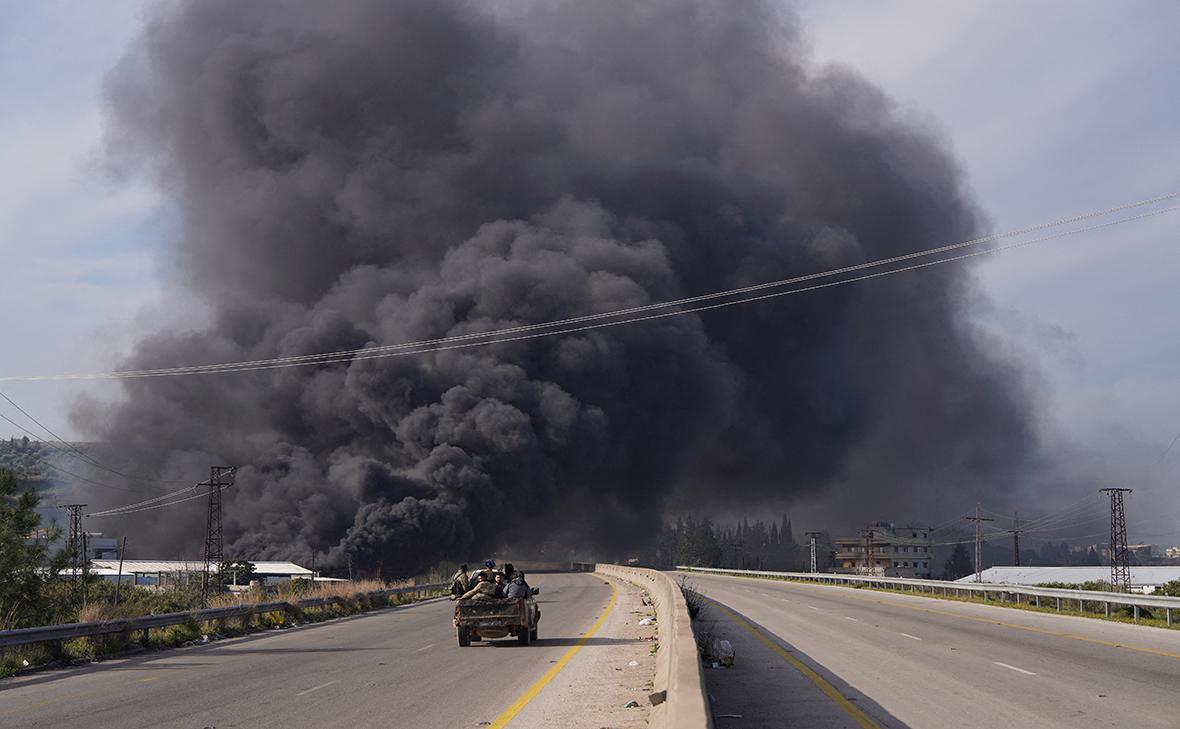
[957,566,1180,593]
[86,559,313,586]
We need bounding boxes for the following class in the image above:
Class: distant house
[1126,544,1157,562]
[834,522,934,578]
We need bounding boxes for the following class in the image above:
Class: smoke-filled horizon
[74,0,1044,575]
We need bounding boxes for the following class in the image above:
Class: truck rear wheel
[517,626,531,646]
[457,626,471,647]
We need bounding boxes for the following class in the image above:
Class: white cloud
[797,0,1180,531]
[0,1,165,439]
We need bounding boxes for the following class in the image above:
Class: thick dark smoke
[79,0,1041,574]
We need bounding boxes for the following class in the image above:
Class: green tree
[1159,579,1180,598]
[0,469,64,629]
[219,559,257,586]
[674,517,722,567]
[943,543,972,580]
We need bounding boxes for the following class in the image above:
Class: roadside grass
[0,579,443,678]
[693,571,1180,632]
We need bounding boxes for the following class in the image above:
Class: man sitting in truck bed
[504,571,531,599]
[457,572,501,601]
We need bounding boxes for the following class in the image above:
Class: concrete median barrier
[595,564,712,729]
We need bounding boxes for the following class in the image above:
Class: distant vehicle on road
[454,588,540,646]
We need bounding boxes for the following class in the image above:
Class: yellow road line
[489,583,618,729]
[711,600,882,729]
[713,575,1180,662]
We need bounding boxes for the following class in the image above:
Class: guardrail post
[1168,608,1173,626]
[1133,605,1139,621]
[1034,595,1039,607]
[1056,597,1061,611]
[1104,602,1109,617]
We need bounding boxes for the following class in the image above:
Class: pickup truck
[454,589,540,646]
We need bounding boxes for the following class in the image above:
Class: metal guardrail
[677,567,1179,625]
[0,583,446,650]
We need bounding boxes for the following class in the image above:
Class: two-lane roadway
[0,572,617,729]
[688,571,1180,728]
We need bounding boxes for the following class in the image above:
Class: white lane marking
[807,605,820,611]
[994,662,1036,676]
[899,633,922,641]
[413,644,435,654]
[779,598,791,602]
[296,680,339,697]
[844,616,860,622]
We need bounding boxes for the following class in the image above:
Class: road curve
[685,571,1180,729]
[0,572,615,729]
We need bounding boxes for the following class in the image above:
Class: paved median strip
[487,583,618,728]
[710,600,882,729]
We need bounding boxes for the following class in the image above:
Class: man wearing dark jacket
[505,571,531,599]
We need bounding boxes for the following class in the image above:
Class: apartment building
[834,522,934,578]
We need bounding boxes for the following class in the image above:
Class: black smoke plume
[79,0,1040,574]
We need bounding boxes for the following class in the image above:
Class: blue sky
[1,2,1177,534]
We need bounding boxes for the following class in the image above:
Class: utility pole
[60,504,87,592]
[963,505,994,583]
[805,531,823,573]
[1099,488,1133,593]
[200,466,236,607]
[114,536,128,607]
[1012,511,1022,567]
[81,532,89,604]
[861,527,876,576]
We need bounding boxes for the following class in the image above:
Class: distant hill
[0,436,54,481]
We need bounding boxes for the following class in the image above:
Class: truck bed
[454,598,529,627]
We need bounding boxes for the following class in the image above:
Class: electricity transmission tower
[200,466,236,607]
[963,505,994,583]
[60,504,87,591]
[1099,488,1133,593]
[805,531,823,573]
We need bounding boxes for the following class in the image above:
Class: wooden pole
[114,536,128,607]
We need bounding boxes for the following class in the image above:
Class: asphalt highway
[0,572,616,729]
[686,571,1180,729]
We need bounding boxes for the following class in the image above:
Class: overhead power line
[86,485,198,516]
[1,193,1177,383]
[86,489,216,517]
[87,483,229,518]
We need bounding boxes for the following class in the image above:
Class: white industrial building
[957,566,1180,594]
[86,559,314,586]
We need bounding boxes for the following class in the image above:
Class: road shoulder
[507,574,658,729]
